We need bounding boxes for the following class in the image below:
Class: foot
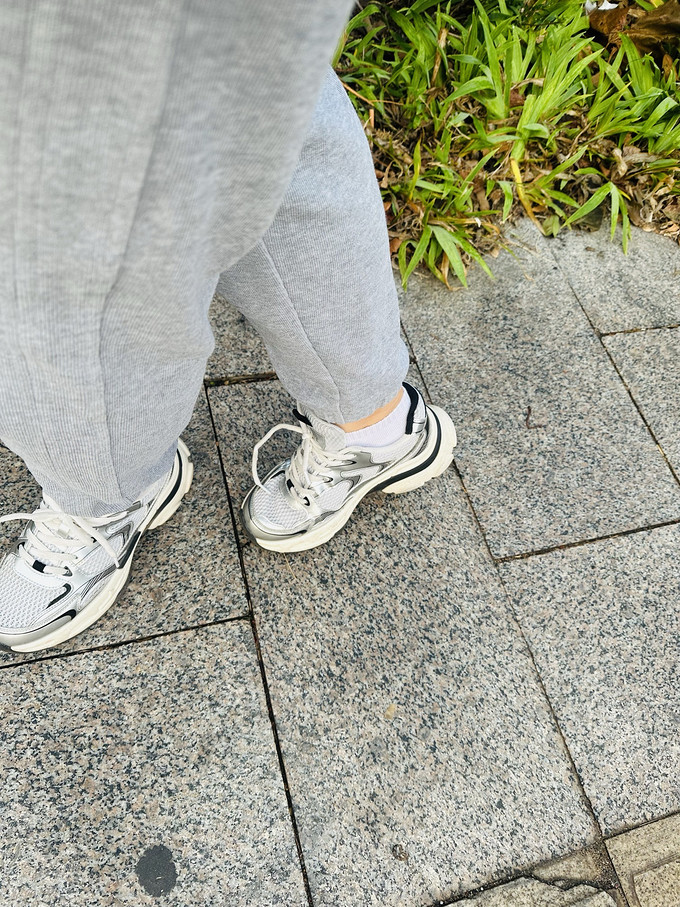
[0,439,193,653]
[241,383,456,552]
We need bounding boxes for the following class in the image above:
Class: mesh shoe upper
[0,473,166,635]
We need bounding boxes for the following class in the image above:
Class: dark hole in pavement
[135,844,178,897]
[392,843,409,862]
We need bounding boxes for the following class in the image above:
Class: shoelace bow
[0,494,122,575]
[252,421,357,516]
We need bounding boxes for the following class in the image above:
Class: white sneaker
[241,383,456,552]
[0,439,193,653]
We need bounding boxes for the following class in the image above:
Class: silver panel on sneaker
[0,515,137,637]
[0,438,194,652]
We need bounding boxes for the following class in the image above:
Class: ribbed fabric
[218,73,408,425]
[0,0,409,516]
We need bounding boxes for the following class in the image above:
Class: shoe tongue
[303,411,348,452]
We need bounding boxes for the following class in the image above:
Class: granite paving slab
[208,379,596,907]
[633,863,680,907]
[0,388,247,664]
[0,622,306,906]
[603,327,680,472]
[450,878,616,906]
[0,441,41,531]
[549,226,680,334]
[501,526,680,835]
[400,220,680,557]
[606,813,680,907]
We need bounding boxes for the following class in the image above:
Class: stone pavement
[1,220,680,906]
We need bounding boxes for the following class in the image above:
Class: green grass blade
[562,183,612,228]
[431,226,468,287]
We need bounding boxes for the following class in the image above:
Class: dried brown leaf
[440,253,451,288]
[626,0,680,54]
[589,2,630,41]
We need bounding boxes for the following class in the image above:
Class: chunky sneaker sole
[243,400,456,554]
[0,440,193,653]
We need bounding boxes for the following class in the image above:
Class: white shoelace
[251,422,357,516]
[0,494,122,575]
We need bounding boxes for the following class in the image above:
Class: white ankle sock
[342,390,410,448]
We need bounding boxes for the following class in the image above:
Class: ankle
[340,389,410,449]
[336,388,405,433]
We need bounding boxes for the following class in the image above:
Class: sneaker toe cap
[242,477,312,538]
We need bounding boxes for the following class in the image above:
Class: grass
[334,0,680,287]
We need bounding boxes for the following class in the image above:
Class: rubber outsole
[6,439,194,654]
[247,405,457,554]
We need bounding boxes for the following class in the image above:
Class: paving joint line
[204,385,316,907]
[452,473,606,850]
[604,803,680,841]
[549,246,680,491]
[402,323,606,864]
[399,315,421,368]
[0,612,251,671]
[437,859,622,907]
[599,341,680,487]
[600,321,680,338]
[204,371,277,388]
[399,319,432,405]
[495,516,680,563]
[495,556,606,842]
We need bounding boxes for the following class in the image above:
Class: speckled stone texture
[450,878,616,906]
[0,443,41,544]
[501,526,680,834]
[207,290,273,381]
[549,226,680,333]
[208,378,596,907]
[604,327,680,470]
[400,220,680,557]
[0,623,306,906]
[0,389,248,663]
[607,814,680,907]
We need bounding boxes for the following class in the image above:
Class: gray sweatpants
[0,0,408,517]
